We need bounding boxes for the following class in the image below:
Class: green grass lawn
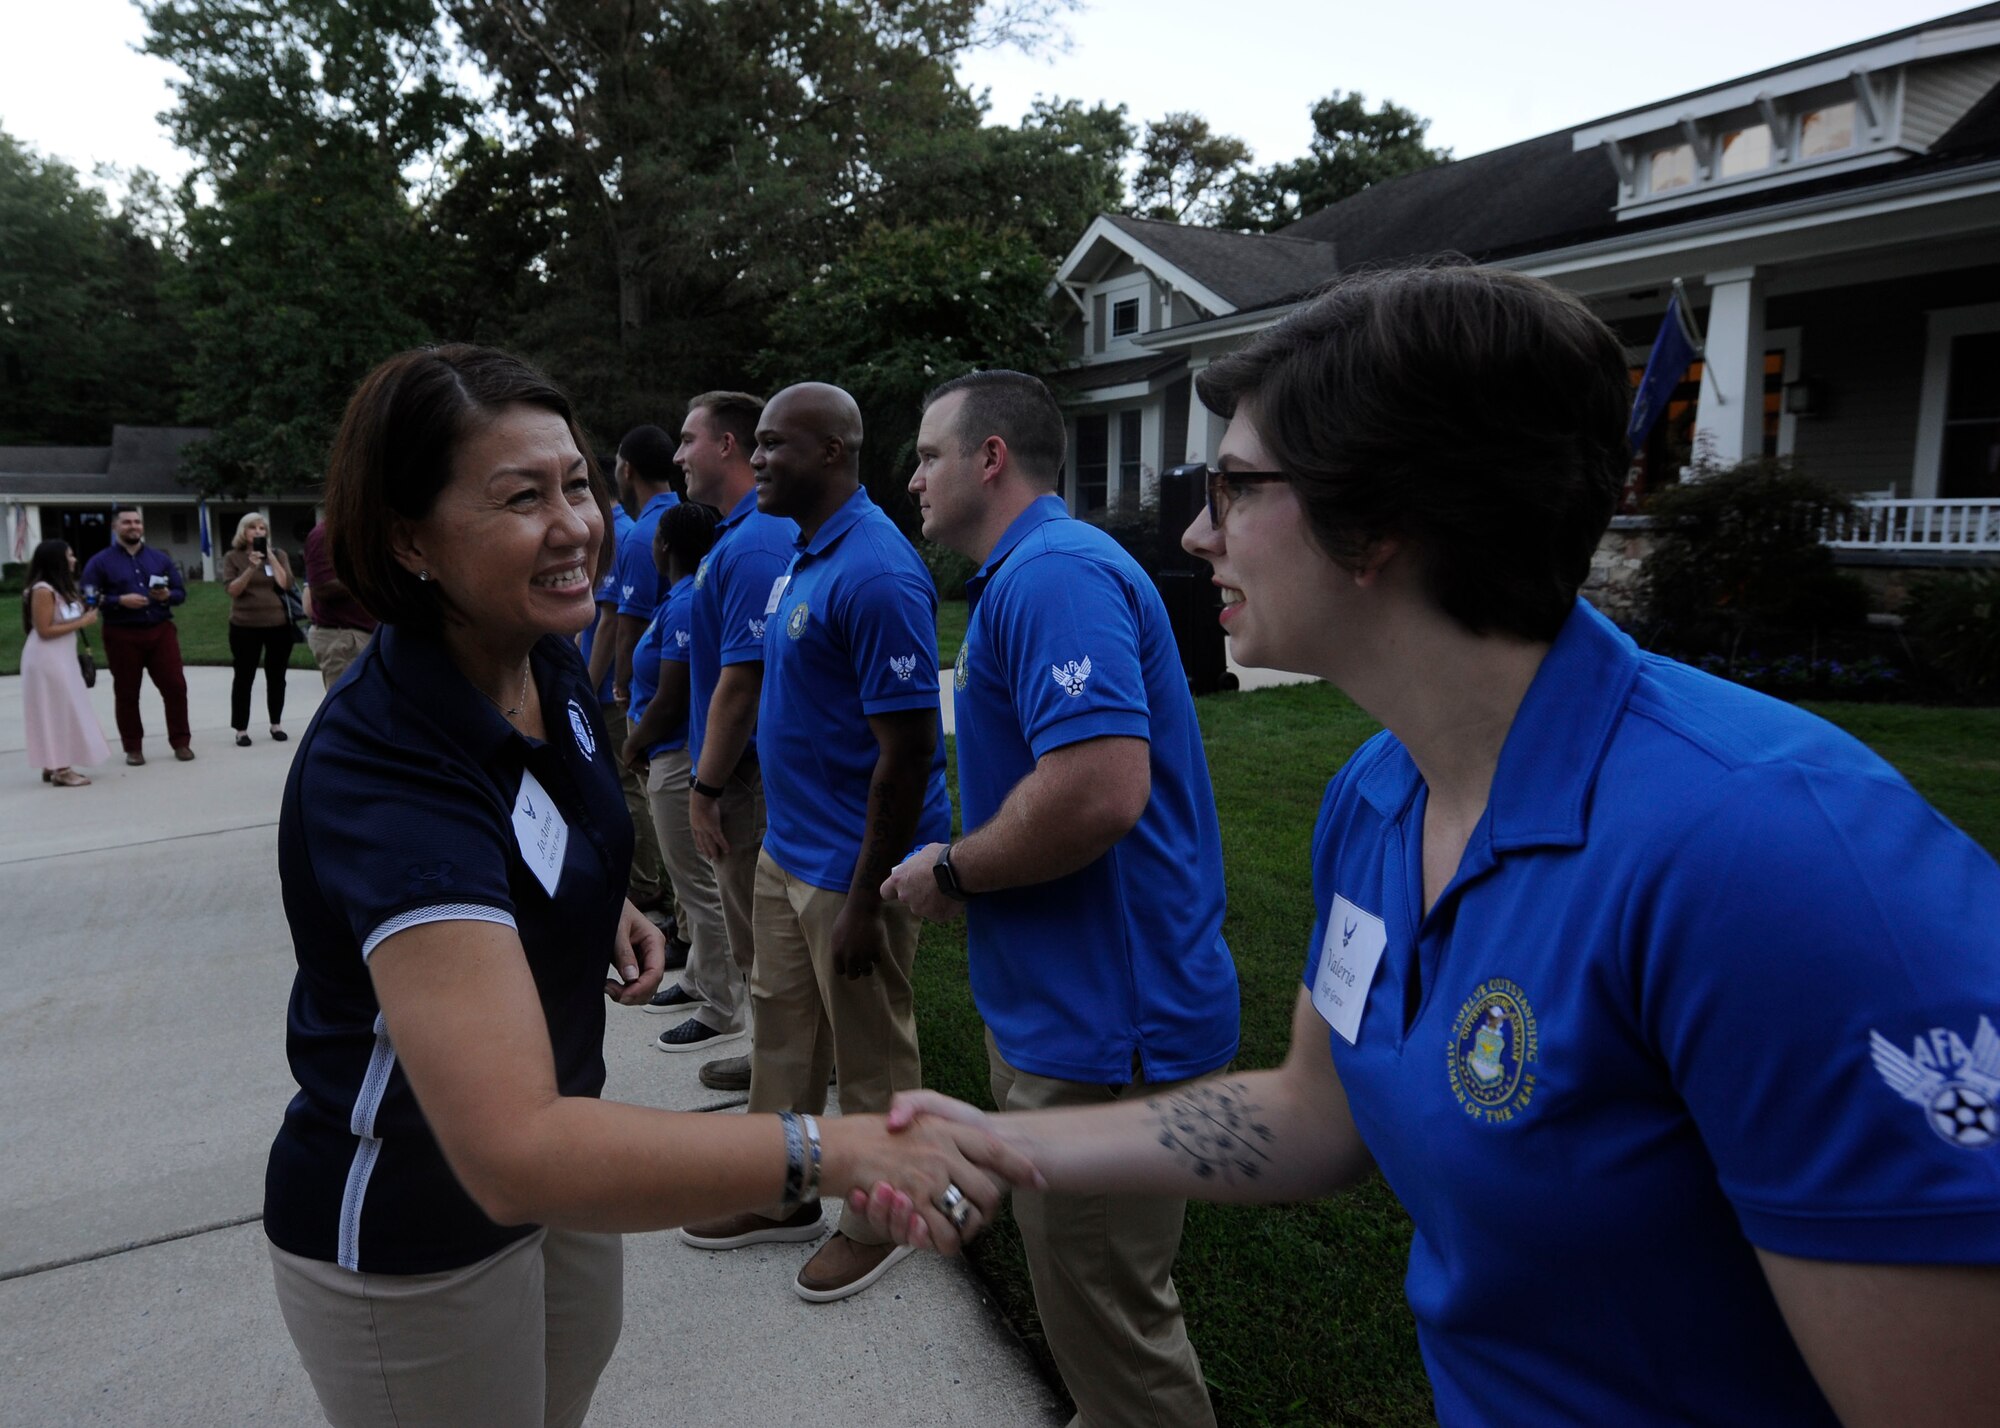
[913,681,2000,1427]
[0,582,318,676]
[936,595,967,668]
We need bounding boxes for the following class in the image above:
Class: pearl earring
[417,570,431,582]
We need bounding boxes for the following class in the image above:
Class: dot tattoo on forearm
[1148,1079,1277,1184]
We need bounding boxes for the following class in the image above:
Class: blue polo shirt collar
[719,486,759,532]
[965,494,1068,608]
[796,484,873,557]
[638,491,676,521]
[1351,600,1640,857]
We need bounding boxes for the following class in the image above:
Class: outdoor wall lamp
[1783,378,1823,415]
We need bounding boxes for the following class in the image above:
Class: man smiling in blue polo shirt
[679,383,949,1303]
[883,371,1237,1428]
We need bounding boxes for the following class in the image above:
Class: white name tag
[1313,895,1387,1045]
[764,574,790,615]
[510,767,569,897]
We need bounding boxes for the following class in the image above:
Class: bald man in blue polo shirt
[680,383,949,1303]
[884,371,1237,1428]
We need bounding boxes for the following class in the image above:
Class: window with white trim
[1111,298,1140,338]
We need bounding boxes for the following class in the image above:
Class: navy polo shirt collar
[374,623,580,766]
[1352,599,1640,855]
[965,494,1067,608]
[796,484,873,558]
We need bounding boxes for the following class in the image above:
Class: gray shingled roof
[1050,352,1186,394]
[1103,215,1340,310]
[0,426,214,499]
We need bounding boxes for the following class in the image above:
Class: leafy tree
[757,220,1060,516]
[142,0,473,494]
[0,133,185,444]
[1132,112,1250,225]
[1221,90,1449,232]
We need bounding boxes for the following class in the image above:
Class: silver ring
[935,1182,973,1231]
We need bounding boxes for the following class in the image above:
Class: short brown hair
[324,345,612,634]
[1196,263,1629,641]
[688,391,764,457]
[921,370,1066,488]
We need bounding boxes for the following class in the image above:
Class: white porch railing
[1823,498,2000,553]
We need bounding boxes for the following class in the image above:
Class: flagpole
[1673,278,1721,405]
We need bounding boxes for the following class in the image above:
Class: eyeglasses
[1203,466,1286,530]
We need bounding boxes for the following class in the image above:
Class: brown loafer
[173,746,195,761]
[677,1203,823,1250]
[794,1234,914,1303]
[125,751,145,766]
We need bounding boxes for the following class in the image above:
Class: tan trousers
[306,625,372,691]
[647,749,739,1032]
[987,1032,1218,1428]
[600,707,666,906]
[268,1228,622,1428]
[708,758,766,1017]
[749,848,922,1243]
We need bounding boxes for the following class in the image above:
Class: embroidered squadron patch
[1870,1016,2000,1149]
[1448,980,1538,1123]
[747,617,767,640]
[566,698,596,760]
[953,641,969,691]
[694,555,712,590]
[1051,656,1092,697]
[786,601,811,639]
[888,653,917,682]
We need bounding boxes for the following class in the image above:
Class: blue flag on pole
[1628,281,1702,449]
[198,500,211,558]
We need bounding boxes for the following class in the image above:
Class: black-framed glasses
[1203,466,1286,530]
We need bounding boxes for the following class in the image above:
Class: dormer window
[1799,101,1856,159]
[1719,124,1772,177]
[1649,144,1696,193]
[1112,298,1140,338]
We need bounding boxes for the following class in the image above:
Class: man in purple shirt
[302,520,378,689]
[78,505,194,765]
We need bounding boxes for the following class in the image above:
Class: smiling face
[396,403,604,644]
[1181,405,1356,676]
[749,391,823,522]
[114,509,144,548]
[910,391,983,555]
[676,405,731,507]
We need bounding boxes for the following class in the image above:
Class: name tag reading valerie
[1313,895,1387,1045]
[511,768,569,897]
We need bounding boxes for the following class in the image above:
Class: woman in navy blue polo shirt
[869,268,2000,1425]
[264,345,1036,1428]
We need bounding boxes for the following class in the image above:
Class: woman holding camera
[221,512,296,745]
[19,538,110,786]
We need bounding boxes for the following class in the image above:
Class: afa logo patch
[1051,656,1092,697]
[566,697,597,760]
[1870,1016,2000,1150]
[953,641,970,691]
[747,617,767,640]
[1448,980,1539,1124]
[787,601,811,639]
[888,653,917,682]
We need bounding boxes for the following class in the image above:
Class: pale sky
[0,0,1979,205]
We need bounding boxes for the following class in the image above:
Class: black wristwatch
[690,775,725,799]
[932,842,970,902]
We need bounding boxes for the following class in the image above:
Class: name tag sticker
[511,767,569,897]
[764,575,790,615]
[1313,895,1387,1045]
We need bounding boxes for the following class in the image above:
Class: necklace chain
[488,661,531,720]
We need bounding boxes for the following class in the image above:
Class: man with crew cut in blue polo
[679,382,949,1304]
[883,370,1236,1428]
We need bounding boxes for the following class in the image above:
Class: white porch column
[1184,358,1226,466]
[1693,267,1764,467]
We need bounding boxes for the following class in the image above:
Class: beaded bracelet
[777,1111,807,1210]
[799,1113,823,1206]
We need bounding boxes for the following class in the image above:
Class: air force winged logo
[1050,656,1092,698]
[888,653,918,683]
[673,628,690,649]
[747,617,767,640]
[1870,1016,2000,1149]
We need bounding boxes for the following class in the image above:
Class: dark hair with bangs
[920,370,1066,488]
[323,345,613,635]
[1195,263,1630,642]
[688,391,765,457]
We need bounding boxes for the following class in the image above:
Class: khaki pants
[647,749,739,1033]
[708,758,766,1012]
[306,625,372,691]
[268,1228,622,1428]
[600,706,666,907]
[988,1032,1218,1428]
[749,849,922,1244]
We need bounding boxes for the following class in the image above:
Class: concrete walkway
[0,665,1061,1426]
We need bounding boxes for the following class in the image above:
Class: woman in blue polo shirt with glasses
[263,345,1036,1428]
[865,268,2000,1425]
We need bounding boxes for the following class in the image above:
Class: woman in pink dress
[20,539,111,786]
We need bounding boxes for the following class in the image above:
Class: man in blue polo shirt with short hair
[883,370,1236,1428]
[678,383,949,1303]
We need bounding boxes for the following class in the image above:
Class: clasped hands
[836,1092,1026,1254]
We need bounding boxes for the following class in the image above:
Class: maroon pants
[102,621,192,754]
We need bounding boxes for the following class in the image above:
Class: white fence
[1823,498,2000,554]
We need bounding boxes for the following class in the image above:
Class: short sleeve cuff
[859,691,944,716]
[719,646,765,667]
[362,903,518,960]
[1733,1201,2000,1265]
[1027,708,1151,760]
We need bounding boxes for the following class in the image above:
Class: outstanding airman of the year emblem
[786,601,811,639]
[1449,980,1538,1124]
[953,640,969,691]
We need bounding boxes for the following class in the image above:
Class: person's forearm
[954,760,1132,894]
[613,614,646,697]
[694,667,760,787]
[625,695,678,755]
[846,742,934,907]
[586,607,615,690]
